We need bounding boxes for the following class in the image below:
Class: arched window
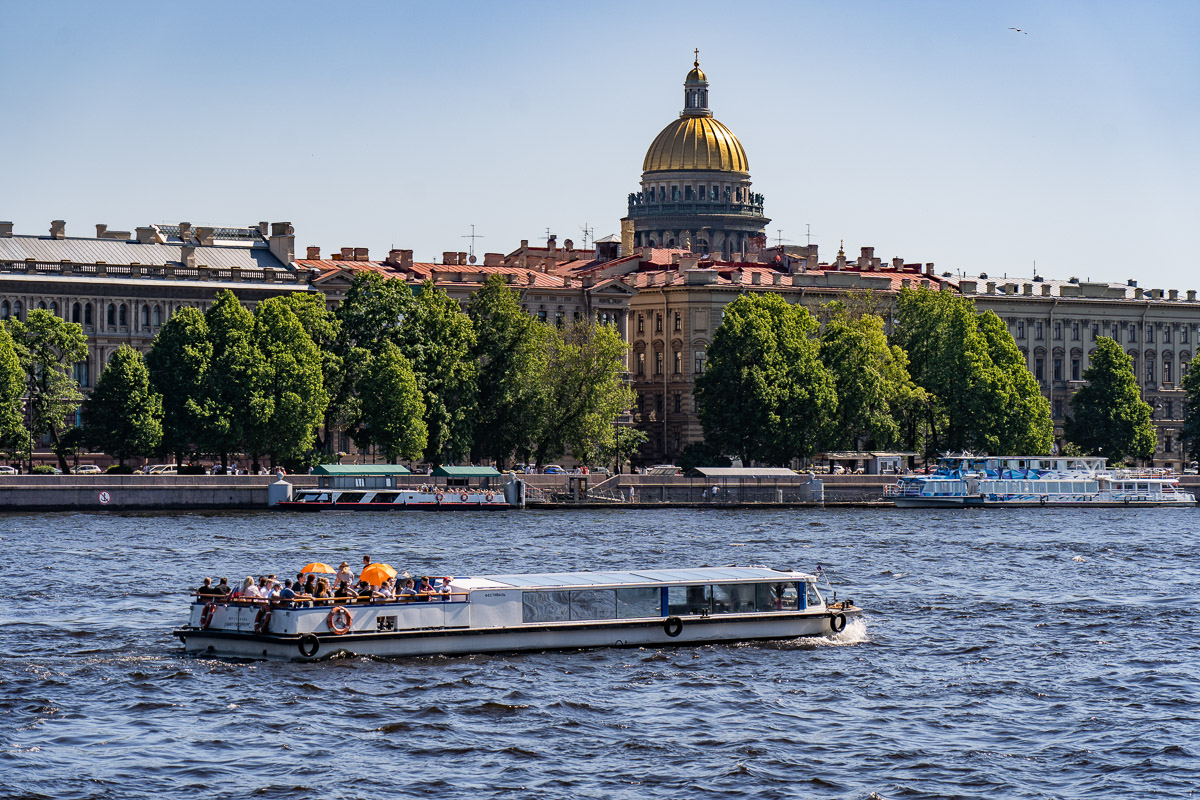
[84,303,93,326]
[107,304,116,326]
[49,301,58,316]
[0,301,8,320]
[72,303,81,323]
[38,301,46,310]
[140,304,149,327]
[12,301,22,320]
[118,304,128,327]
[153,306,162,326]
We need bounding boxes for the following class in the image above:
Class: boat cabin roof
[312,464,413,476]
[454,566,813,591]
[431,466,503,478]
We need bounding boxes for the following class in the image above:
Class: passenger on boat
[312,578,331,605]
[398,579,417,601]
[238,576,261,600]
[213,577,231,597]
[334,580,354,600]
[355,580,374,603]
[196,577,218,598]
[302,574,317,597]
[438,578,453,601]
[418,576,435,601]
[378,578,395,600]
[334,562,354,587]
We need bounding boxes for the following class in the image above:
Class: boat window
[667,585,712,615]
[569,589,616,620]
[712,583,757,613]
[806,582,822,608]
[523,590,571,622]
[337,492,364,503]
[1137,483,1149,492]
[756,582,800,612]
[616,587,660,618]
[373,492,398,503]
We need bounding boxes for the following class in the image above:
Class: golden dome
[686,65,706,82]
[642,115,748,173]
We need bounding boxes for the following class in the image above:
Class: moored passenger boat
[274,465,521,511]
[175,566,860,661]
[887,455,1196,508]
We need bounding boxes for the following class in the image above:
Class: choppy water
[2,507,1198,799]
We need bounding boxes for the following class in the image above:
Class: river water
[2,507,1197,799]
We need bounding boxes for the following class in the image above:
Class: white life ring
[459,492,469,502]
[485,492,494,502]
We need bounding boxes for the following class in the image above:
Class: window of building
[1164,326,1172,344]
[1092,324,1099,341]
[1166,400,1175,419]
[671,186,680,201]
[73,362,89,388]
[555,310,564,327]
[673,393,682,413]
[637,352,645,376]
[1035,321,1043,340]
[1053,398,1064,418]
[694,351,706,375]
[12,301,21,320]
[673,351,682,374]
[637,314,644,334]
[1054,358,1063,381]
[1072,322,1080,340]
[1016,320,1025,339]
[1147,325,1155,343]
[84,303,93,326]
[655,352,663,374]
[636,394,644,413]
[107,304,116,326]
[685,186,694,201]
[153,306,162,326]
[697,185,706,200]
[537,308,547,323]
[1071,358,1081,381]
[1165,436,1174,453]
[140,305,149,327]
[1035,358,1044,381]
[71,303,81,323]
[1165,360,1173,384]
[674,311,681,332]
[49,301,58,316]
[656,313,663,333]
[1054,322,1062,340]
[1146,359,1155,385]
[656,393,663,413]
[1183,326,1190,344]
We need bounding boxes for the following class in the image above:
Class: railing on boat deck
[194,592,471,606]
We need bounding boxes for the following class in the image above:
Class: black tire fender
[663,616,684,637]
[829,612,847,634]
[298,633,320,658]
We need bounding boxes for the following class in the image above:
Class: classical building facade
[622,58,769,259]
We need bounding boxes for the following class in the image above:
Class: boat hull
[894,496,1195,508]
[175,609,857,661]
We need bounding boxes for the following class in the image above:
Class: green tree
[1064,336,1155,463]
[146,307,211,464]
[7,309,88,472]
[893,287,1052,455]
[193,291,266,467]
[81,345,163,465]
[695,293,837,466]
[820,310,923,451]
[280,292,342,454]
[357,342,427,462]
[393,281,477,466]
[0,323,29,456]
[248,297,329,468]
[468,274,551,466]
[532,320,635,467]
[1184,359,1200,463]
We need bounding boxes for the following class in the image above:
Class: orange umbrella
[300,562,336,575]
[360,562,397,586]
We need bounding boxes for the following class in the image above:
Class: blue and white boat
[175,566,861,661]
[887,455,1196,508]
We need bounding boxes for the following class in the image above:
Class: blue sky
[2,1,1197,288]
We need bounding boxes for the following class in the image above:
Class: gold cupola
[641,56,749,174]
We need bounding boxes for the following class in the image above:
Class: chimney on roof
[400,249,413,270]
[258,221,269,236]
[442,251,456,265]
[458,252,468,266]
[547,235,557,254]
[526,272,535,285]
[483,252,502,266]
[892,257,903,270]
[306,246,321,260]
[50,220,66,239]
[196,227,215,246]
[96,224,107,237]
[751,272,762,285]
[179,222,192,240]
[0,222,12,238]
[1189,290,1197,301]
[924,263,934,276]
[268,222,295,264]
[564,239,575,260]
[341,247,354,260]
[1041,284,1051,296]
[135,226,160,245]
[353,247,369,261]
[181,245,197,269]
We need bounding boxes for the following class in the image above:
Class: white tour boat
[175,566,860,661]
[274,464,521,511]
[887,455,1196,508]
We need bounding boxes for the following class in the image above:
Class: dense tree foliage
[146,307,211,464]
[0,323,28,456]
[192,291,265,466]
[7,310,89,471]
[356,342,427,463]
[468,275,551,467]
[248,297,329,468]
[1183,358,1200,463]
[893,287,1052,455]
[1064,336,1155,463]
[82,345,162,465]
[819,307,925,452]
[695,294,836,465]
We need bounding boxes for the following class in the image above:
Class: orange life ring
[253,605,271,634]
[459,492,469,502]
[435,492,444,502]
[200,601,216,629]
[485,492,494,502]
[327,605,352,635]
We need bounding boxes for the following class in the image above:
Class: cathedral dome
[642,115,749,173]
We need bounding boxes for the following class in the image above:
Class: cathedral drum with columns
[624,55,769,259]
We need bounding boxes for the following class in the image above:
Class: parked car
[543,465,565,474]
[0,465,16,475]
[146,464,177,475]
[73,464,102,474]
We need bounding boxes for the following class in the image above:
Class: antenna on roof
[461,224,484,261]
[580,224,594,249]
[775,229,791,247]
[806,223,813,246]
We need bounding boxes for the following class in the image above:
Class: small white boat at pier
[887,455,1196,508]
[175,566,860,661]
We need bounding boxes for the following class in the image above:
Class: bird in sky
[1009,27,1028,34]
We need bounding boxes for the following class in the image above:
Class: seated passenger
[312,578,331,605]
[377,578,395,600]
[276,579,296,607]
[418,576,435,601]
[334,580,354,600]
[238,576,261,601]
[355,580,374,603]
[212,577,232,597]
[196,577,218,599]
[438,577,453,601]
[398,578,418,601]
